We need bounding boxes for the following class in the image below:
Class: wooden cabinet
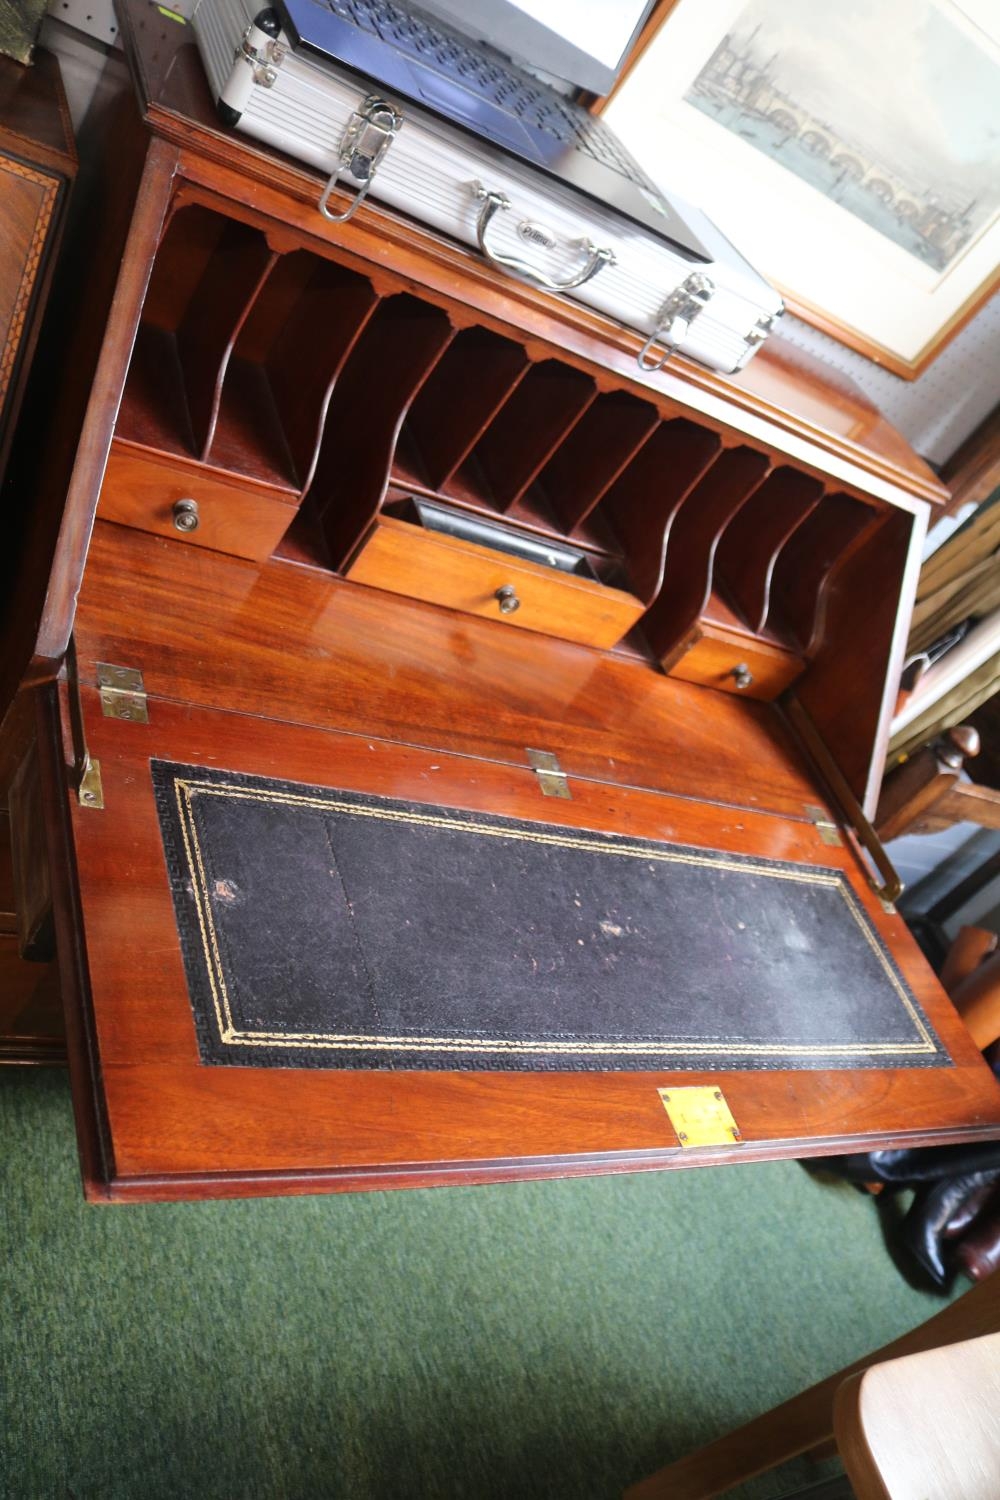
[0,49,75,484]
[0,48,73,1066]
[10,1,1000,1201]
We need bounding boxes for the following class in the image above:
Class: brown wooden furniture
[0,49,75,455]
[7,2,1000,1200]
[877,727,1000,841]
[625,1275,1000,1500]
[0,47,73,1065]
[0,46,75,563]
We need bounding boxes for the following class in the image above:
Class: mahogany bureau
[10,1,1000,1201]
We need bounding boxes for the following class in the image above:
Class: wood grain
[664,622,804,702]
[75,521,823,824]
[345,514,644,649]
[99,440,297,562]
[46,672,1000,1202]
[834,1334,1000,1500]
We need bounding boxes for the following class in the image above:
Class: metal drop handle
[473,183,615,292]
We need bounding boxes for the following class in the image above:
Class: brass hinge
[805,803,843,847]
[526,748,571,799]
[97,663,148,723]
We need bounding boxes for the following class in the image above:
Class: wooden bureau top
[0,47,75,176]
[117,0,945,509]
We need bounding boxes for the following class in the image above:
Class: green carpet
[1,1069,949,1500]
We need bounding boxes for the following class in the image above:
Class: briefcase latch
[638,272,716,372]
[731,309,782,372]
[319,97,403,224]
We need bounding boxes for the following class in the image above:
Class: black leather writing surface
[152,761,949,1072]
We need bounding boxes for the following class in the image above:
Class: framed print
[601,0,1000,378]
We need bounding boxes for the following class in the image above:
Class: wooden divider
[641,447,772,662]
[109,194,899,688]
[311,293,456,568]
[208,252,379,492]
[714,467,825,635]
[768,492,879,651]
[404,326,530,491]
[464,360,596,511]
[538,389,660,535]
[598,420,722,606]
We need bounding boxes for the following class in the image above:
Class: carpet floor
[2,1068,950,1500]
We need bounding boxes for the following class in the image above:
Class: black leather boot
[825,1144,1000,1186]
[897,1169,1000,1290]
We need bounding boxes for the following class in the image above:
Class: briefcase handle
[473,182,615,292]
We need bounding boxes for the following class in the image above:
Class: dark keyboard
[321,0,650,186]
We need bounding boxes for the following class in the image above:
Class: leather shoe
[955,1197,1000,1281]
[826,1145,1000,1186]
[897,1170,1000,1290]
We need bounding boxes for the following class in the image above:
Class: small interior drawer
[344,510,645,649]
[664,623,805,701]
[98,441,297,562]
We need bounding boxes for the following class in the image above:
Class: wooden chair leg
[949,951,1000,1050]
[624,1273,1000,1500]
[939,924,998,995]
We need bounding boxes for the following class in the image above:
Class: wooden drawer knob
[495,585,521,615]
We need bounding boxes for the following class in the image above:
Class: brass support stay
[66,636,103,810]
[782,692,902,907]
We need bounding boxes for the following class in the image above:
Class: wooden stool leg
[624,1274,1000,1500]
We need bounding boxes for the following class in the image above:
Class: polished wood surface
[52,667,1000,1202]
[5,0,945,827]
[664,622,803,702]
[22,3,1000,1203]
[0,46,74,174]
[99,440,297,562]
[75,521,824,824]
[0,47,74,499]
[625,1274,1000,1500]
[345,514,645,649]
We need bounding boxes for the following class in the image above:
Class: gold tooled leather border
[170,774,939,1062]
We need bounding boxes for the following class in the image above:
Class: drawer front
[98,443,296,563]
[665,628,805,701]
[345,516,644,649]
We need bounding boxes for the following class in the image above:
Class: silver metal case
[193,0,784,374]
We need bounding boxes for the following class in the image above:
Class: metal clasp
[319,96,403,224]
[235,23,283,87]
[731,308,782,371]
[638,272,716,372]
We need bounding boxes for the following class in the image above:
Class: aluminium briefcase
[192,0,784,375]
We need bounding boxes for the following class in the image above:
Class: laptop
[271,0,711,262]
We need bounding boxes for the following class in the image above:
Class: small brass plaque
[658,1086,742,1148]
